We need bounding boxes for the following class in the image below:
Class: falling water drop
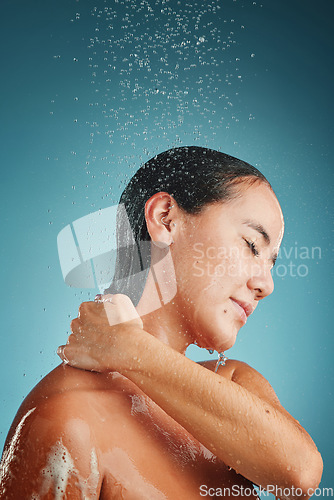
[215,352,228,372]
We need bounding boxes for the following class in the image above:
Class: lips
[230,298,253,324]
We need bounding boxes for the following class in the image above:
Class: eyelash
[244,238,259,257]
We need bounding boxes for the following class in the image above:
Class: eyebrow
[243,220,270,244]
[243,219,278,266]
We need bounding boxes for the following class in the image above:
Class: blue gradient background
[1,0,333,492]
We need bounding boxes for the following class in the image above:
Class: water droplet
[215,352,227,372]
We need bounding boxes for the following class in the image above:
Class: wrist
[111,324,152,375]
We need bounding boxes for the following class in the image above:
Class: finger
[103,307,143,328]
[66,334,78,347]
[57,344,102,372]
[112,294,140,315]
[112,294,132,305]
[95,294,114,303]
[57,345,80,368]
[57,345,69,364]
[70,318,81,333]
[78,301,93,318]
[105,294,142,326]
[78,300,103,320]
[57,344,81,367]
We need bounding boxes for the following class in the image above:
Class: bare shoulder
[3,364,118,443]
[0,365,126,499]
[199,358,287,414]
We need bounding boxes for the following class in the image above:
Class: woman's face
[170,181,284,352]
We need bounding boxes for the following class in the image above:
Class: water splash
[215,352,227,372]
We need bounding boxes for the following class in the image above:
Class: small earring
[161,215,169,226]
[168,204,174,209]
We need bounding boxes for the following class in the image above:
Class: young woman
[1,147,322,499]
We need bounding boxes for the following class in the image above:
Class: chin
[216,327,239,352]
[197,326,238,353]
[219,338,236,352]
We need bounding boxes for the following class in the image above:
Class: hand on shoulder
[57,294,144,373]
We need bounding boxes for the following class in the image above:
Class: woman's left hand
[57,294,143,373]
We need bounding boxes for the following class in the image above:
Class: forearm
[60,297,322,498]
[121,329,322,496]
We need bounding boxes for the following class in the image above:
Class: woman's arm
[59,296,323,499]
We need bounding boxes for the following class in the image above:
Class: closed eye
[244,238,259,257]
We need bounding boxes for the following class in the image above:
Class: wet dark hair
[105,146,272,303]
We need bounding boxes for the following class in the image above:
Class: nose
[247,263,274,300]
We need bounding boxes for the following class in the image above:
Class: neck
[136,266,192,355]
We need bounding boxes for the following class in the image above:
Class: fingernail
[57,346,69,364]
[95,294,113,303]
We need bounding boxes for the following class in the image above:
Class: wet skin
[1,183,322,497]
[1,361,261,499]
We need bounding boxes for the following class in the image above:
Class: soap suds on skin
[130,394,150,416]
[0,407,100,499]
[38,441,100,499]
[130,394,215,465]
[39,439,76,499]
[85,448,100,497]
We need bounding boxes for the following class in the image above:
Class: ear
[145,192,177,248]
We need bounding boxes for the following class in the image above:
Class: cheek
[172,238,251,300]
[194,252,244,289]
